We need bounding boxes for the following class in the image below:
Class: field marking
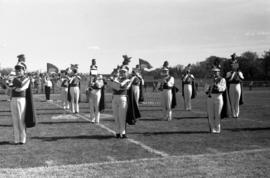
[239,118,270,124]
[34,95,170,158]
[1,147,269,171]
[79,113,170,157]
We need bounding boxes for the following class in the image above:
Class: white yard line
[1,147,269,171]
[78,113,169,157]
[34,95,169,157]
[239,118,270,124]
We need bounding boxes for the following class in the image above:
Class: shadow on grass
[0,110,10,112]
[38,121,90,124]
[138,118,164,121]
[129,130,210,135]
[225,127,270,132]
[0,124,12,127]
[0,141,13,145]
[173,117,208,120]
[31,135,115,141]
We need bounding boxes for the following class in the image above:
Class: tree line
[145,50,270,81]
[1,49,270,81]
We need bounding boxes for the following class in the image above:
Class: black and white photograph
[0,0,269,177]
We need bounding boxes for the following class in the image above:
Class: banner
[139,58,153,69]
[47,63,59,73]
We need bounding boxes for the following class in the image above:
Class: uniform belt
[70,84,79,87]
[113,94,127,96]
[183,82,192,85]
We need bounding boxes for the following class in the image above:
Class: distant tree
[0,67,13,76]
[262,50,270,80]
[239,51,262,80]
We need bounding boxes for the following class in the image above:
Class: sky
[0,0,270,73]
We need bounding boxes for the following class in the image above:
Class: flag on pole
[47,63,59,73]
[139,58,153,69]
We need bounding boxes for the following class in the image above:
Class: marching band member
[205,64,226,133]
[10,55,36,144]
[60,69,70,109]
[226,53,244,118]
[68,64,81,113]
[182,64,196,111]
[158,61,176,121]
[109,65,140,138]
[44,75,52,101]
[131,65,144,105]
[88,73,105,124]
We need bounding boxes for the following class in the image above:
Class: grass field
[0,87,269,177]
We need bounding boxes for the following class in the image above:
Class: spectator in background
[249,81,253,91]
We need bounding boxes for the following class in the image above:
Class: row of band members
[8,53,244,144]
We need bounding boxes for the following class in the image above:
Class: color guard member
[226,53,244,118]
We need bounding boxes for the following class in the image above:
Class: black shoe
[121,134,128,139]
[116,134,120,138]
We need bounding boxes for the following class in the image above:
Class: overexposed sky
[0,0,270,73]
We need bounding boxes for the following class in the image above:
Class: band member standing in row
[226,53,244,118]
[111,66,132,138]
[205,64,226,133]
[88,60,105,123]
[130,65,144,105]
[68,64,81,114]
[159,61,176,121]
[10,55,32,144]
[60,69,70,109]
[182,64,196,111]
[44,75,52,101]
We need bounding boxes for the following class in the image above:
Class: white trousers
[70,86,80,113]
[183,84,192,110]
[112,95,127,135]
[10,97,27,143]
[132,85,140,105]
[207,94,223,132]
[229,84,241,118]
[61,87,69,109]
[161,89,172,120]
[89,89,101,123]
